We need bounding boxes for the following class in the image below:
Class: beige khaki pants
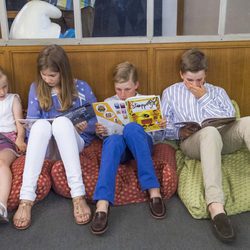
[180,116,250,205]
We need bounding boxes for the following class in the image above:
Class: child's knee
[237,117,250,131]
[123,122,143,136]
[31,119,52,138]
[103,134,124,148]
[0,159,9,169]
[51,116,73,135]
[200,126,223,147]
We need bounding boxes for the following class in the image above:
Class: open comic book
[174,116,236,131]
[18,102,96,130]
[92,95,163,135]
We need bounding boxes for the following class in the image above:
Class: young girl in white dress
[0,67,26,224]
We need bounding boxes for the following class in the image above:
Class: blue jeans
[93,122,160,204]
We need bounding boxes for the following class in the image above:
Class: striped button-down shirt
[161,82,235,140]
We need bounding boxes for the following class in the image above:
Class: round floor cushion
[51,139,178,205]
[7,155,52,211]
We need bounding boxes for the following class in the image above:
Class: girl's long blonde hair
[36,44,77,111]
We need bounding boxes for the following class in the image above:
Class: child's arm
[12,95,27,153]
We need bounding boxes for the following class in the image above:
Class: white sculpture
[10,0,62,39]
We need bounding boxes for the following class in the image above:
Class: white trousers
[180,117,250,205]
[20,117,86,201]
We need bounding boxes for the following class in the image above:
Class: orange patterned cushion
[7,155,52,211]
[51,139,177,205]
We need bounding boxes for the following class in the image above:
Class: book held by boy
[92,95,163,135]
[18,101,96,130]
[174,116,236,131]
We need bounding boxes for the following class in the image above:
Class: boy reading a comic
[91,61,166,235]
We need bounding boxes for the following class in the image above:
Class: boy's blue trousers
[93,122,160,204]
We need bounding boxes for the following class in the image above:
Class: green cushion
[176,99,250,219]
[176,148,250,219]
[231,99,240,119]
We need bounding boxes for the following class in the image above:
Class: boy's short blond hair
[113,61,138,84]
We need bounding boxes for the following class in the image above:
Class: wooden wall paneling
[66,47,149,101]
[238,47,250,116]
[66,49,108,101]
[0,49,10,76]
[10,48,41,108]
[5,49,13,92]
[0,41,250,115]
[0,49,5,71]
[0,48,14,93]
[204,48,232,90]
[147,47,155,95]
[195,45,250,116]
[154,47,184,95]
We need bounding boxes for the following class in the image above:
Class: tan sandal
[72,196,91,225]
[13,200,33,230]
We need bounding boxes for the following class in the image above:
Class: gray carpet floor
[1,191,250,250]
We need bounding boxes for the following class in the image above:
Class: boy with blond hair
[91,61,167,235]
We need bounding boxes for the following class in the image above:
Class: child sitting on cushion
[13,44,97,230]
[160,48,248,243]
[91,61,167,235]
[0,67,26,224]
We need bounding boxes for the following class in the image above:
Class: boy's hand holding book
[179,124,199,140]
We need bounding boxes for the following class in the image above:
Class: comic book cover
[125,95,163,132]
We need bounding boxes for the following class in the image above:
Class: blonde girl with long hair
[13,45,97,230]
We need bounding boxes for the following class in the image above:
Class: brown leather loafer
[91,211,109,235]
[149,197,166,219]
[212,213,235,243]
